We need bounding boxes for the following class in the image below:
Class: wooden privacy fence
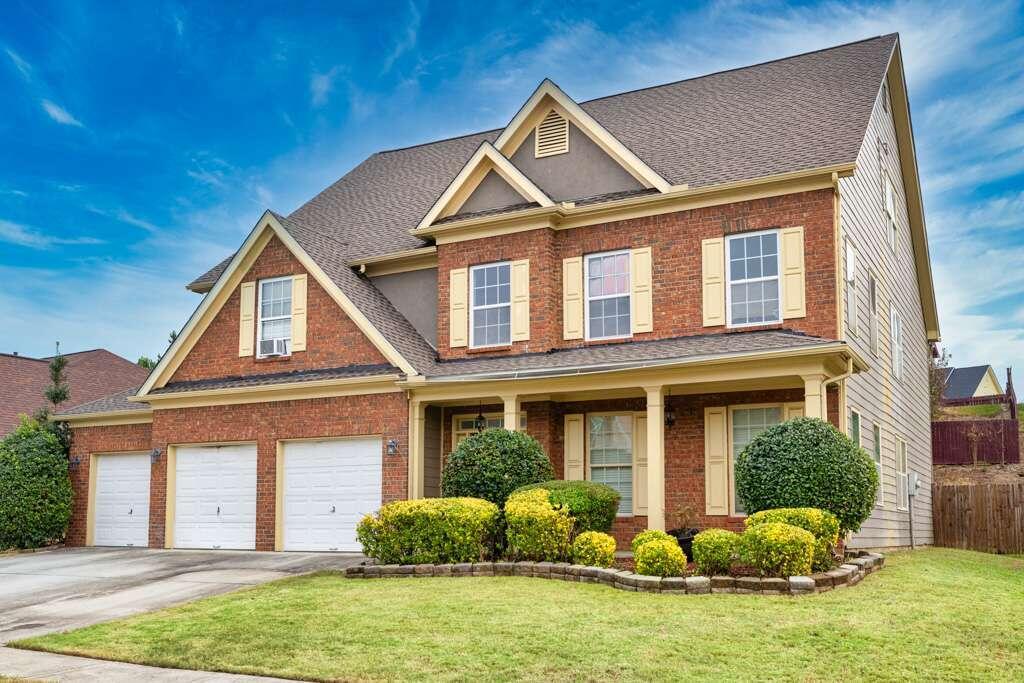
[933,483,1024,554]
[931,419,1019,465]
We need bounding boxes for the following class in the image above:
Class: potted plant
[666,503,700,561]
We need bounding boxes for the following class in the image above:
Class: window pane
[732,407,782,513]
[588,415,633,514]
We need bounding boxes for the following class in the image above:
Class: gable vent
[535,109,569,158]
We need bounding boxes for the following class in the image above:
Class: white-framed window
[730,405,783,515]
[470,262,511,348]
[587,413,633,515]
[585,250,631,340]
[845,240,858,337]
[849,409,861,444]
[896,438,909,510]
[257,276,292,357]
[726,229,781,328]
[890,305,904,379]
[885,176,898,252]
[451,412,526,450]
[868,271,879,355]
[873,423,883,506]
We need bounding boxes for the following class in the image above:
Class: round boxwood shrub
[745,507,840,571]
[571,531,616,567]
[691,529,739,576]
[441,429,553,506]
[515,480,620,533]
[630,529,675,554]
[0,417,73,550]
[356,497,499,564]
[734,417,879,533]
[504,488,573,561]
[635,539,688,577]
[738,522,815,577]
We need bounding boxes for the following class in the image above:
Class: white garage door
[174,444,257,550]
[93,453,151,547]
[282,438,382,551]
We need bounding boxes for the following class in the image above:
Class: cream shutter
[704,407,729,515]
[780,226,806,319]
[510,259,530,342]
[238,281,256,357]
[701,238,725,327]
[784,403,804,421]
[290,274,308,352]
[449,267,468,348]
[630,247,653,334]
[564,414,585,480]
[562,257,584,340]
[633,413,648,515]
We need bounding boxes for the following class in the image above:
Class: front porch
[406,347,854,545]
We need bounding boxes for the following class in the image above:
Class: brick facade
[437,189,837,359]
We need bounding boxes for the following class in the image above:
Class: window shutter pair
[563,412,648,516]
[449,261,530,348]
[562,247,653,340]
[237,275,307,357]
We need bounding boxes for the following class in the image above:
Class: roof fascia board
[135,374,402,410]
[493,79,672,193]
[58,410,153,427]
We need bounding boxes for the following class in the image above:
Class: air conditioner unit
[259,338,289,357]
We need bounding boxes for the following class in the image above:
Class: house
[0,349,150,435]
[56,34,938,552]
[939,365,1004,401]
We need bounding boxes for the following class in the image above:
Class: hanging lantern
[474,403,487,432]
[664,390,677,428]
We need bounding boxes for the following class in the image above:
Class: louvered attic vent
[535,109,569,158]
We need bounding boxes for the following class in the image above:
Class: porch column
[802,374,827,420]
[501,394,520,431]
[644,385,666,531]
[408,399,425,499]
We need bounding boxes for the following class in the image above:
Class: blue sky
[2,0,1023,381]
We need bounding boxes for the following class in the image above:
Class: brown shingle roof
[55,387,144,417]
[148,362,399,394]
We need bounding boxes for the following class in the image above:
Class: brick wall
[171,236,388,383]
[436,189,837,359]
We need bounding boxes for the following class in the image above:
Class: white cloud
[87,206,161,233]
[380,1,422,74]
[0,219,104,249]
[310,66,342,107]
[4,46,31,80]
[41,99,84,127]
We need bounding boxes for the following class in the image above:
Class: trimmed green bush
[734,417,879,533]
[0,417,73,550]
[738,522,815,577]
[356,497,499,564]
[630,529,675,554]
[504,488,573,561]
[515,480,620,533]
[635,539,688,577]
[745,507,840,571]
[571,531,616,568]
[441,429,553,506]
[691,529,739,576]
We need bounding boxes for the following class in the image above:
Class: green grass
[945,404,1005,418]
[14,549,1024,682]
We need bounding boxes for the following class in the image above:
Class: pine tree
[33,341,72,454]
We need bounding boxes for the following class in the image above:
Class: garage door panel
[174,445,257,550]
[93,453,151,547]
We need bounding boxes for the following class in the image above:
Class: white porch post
[501,394,520,431]
[408,399,425,499]
[644,385,666,531]
[802,374,827,420]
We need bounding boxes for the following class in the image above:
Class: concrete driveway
[0,546,362,644]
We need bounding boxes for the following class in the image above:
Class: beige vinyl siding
[839,83,933,549]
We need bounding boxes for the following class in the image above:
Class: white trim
[256,276,293,358]
[896,437,909,511]
[848,407,862,443]
[584,249,632,342]
[890,304,904,379]
[872,422,884,507]
[725,228,783,329]
[469,261,512,349]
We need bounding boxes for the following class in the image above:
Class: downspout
[823,356,855,429]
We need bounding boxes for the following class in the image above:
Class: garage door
[174,444,257,550]
[93,453,151,547]
[282,438,382,551]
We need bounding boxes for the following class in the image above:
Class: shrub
[691,529,739,576]
[504,488,573,561]
[515,480,620,533]
[738,522,815,577]
[630,529,675,554]
[635,539,688,577]
[571,531,616,567]
[0,417,73,550]
[745,507,840,571]
[441,429,553,506]
[356,497,499,564]
[734,417,879,533]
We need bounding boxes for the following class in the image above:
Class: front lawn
[15,548,1024,681]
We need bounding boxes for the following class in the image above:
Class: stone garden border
[343,551,885,595]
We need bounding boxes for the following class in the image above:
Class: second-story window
[585,250,631,340]
[470,262,511,347]
[257,276,292,357]
[726,230,780,327]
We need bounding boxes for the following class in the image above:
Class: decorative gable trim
[134,211,416,398]
[415,142,554,232]
[493,79,672,193]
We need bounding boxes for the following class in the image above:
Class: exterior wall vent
[535,109,569,158]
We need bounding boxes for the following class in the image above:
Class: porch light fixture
[68,456,81,471]
[150,447,162,464]
[664,392,677,428]
[386,438,399,455]
[474,403,487,432]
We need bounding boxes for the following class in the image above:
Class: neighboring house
[56,34,938,553]
[939,365,1004,401]
[0,349,150,434]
